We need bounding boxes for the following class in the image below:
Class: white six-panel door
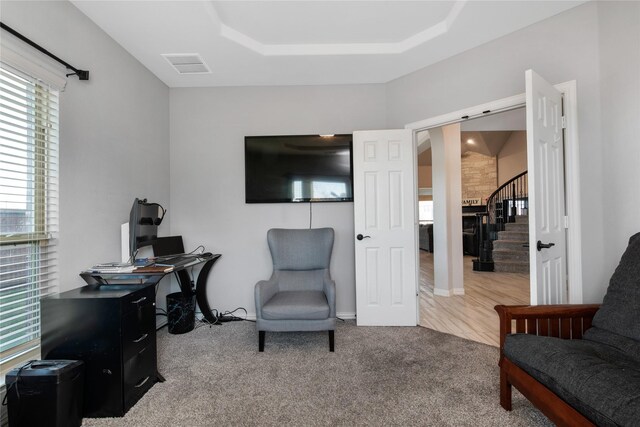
[526,70,567,305]
[353,130,417,326]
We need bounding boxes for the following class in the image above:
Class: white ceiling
[70,1,584,88]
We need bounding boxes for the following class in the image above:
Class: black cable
[2,360,35,410]
[218,307,248,322]
[196,308,220,325]
[187,245,205,255]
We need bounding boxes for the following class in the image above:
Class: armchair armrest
[323,274,336,318]
[495,304,600,360]
[255,279,279,319]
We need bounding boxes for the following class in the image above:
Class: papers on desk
[84,260,175,274]
[133,265,174,273]
[84,262,136,274]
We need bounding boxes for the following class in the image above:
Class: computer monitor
[128,198,165,259]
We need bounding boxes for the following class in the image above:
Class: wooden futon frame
[495,304,601,427]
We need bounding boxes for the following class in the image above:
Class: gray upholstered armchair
[255,228,336,352]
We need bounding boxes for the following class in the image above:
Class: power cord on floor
[195,307,253,326]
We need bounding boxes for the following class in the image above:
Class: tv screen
[245,134,353,203]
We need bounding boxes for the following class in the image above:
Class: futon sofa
[495,232,640,427]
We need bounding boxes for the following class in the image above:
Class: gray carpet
[84,321,551,426]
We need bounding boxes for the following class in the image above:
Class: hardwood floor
[419,250,529,347]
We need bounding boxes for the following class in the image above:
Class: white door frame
[405,80,583,305]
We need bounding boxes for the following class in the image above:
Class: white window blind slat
[0,316,41,335]
[0,63,58,356]
[1,329,41,349]
[0,137,60,154]
[0,310,40,327]
[0,122,58,144]
[0,300,39,318]
[0,101,59,129]
[1,290,55,311]
[1,271,57,287]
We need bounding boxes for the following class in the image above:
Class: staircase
[492,215,529,273]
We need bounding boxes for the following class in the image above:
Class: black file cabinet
[41,284,158,417]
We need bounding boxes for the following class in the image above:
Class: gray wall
[1,1,170,292]
[497,131,527,186]
[169,85,386,316]
[386,2,608,303]
[598,2,640,277]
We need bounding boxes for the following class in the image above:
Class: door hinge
[564,215,569,229]
[561,116,567,129]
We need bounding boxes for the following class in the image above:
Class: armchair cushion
[591,232,640,341]
[504,333,640,427]
[262,290,330,320]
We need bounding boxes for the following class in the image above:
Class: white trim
[241,312,357,321]
[337,312,357,320]
[405,81,583,305]
[405,93,526,132]
[556,80,583,304]
[206,1,468,57]
[452,289,465,296]
[433,289,451,297]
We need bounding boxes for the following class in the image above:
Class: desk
[80,253,221,323]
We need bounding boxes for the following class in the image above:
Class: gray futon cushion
[262,291,330,320]
[591,232,640,341]
[504,334,640,427]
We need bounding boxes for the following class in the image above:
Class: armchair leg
[259,331,265,352]
[328,330,334,352]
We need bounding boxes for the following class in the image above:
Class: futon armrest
[495,304,600,359]
[255,279,279,319]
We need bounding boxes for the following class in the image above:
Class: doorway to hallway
[416,108,531,346]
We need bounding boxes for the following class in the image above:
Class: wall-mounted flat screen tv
[245,134,353,203]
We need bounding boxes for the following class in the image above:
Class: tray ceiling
[70,0,584,87]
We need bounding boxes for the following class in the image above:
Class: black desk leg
[195,255,222,324]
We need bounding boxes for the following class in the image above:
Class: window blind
[0,63,59,372]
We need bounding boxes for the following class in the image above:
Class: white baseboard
[337,312,356,320]
[433,289,451,297]
[453,289,465,296]
[223,312,356,321]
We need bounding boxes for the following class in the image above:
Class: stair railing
[475,171,528,269]
[486,170,528,238]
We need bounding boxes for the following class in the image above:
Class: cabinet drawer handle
[133,333,148,343]
[131,296,147,304]
[134,376,150,388]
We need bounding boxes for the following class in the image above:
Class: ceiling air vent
[162,54,211,74]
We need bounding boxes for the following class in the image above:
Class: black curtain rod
[0,22,89,81]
